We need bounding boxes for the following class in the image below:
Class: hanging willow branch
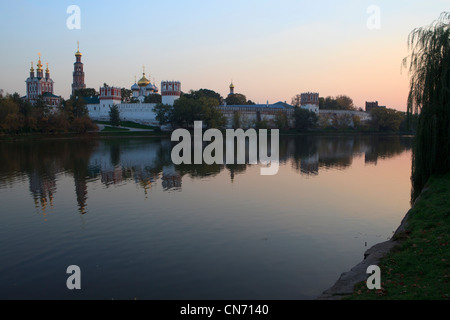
[403,12,450,200]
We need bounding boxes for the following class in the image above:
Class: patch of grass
[98,131,170,137]
[95,121,157,130]
[101,126,130,132]
[346,173,450,300]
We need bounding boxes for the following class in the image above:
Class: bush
[71,117,99,133]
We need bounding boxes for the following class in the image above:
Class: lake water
[0,135,413,300]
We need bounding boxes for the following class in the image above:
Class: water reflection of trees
[285,135,413,174]
[0,135,412,215]
[0,139,99,215]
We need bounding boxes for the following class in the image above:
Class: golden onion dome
[138,73,150,87]
[36,53,43,70]
[230,82,235,88]
[30,62,34,72]
[75,41,82,57]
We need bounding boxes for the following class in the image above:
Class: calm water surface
[0,135,413,300]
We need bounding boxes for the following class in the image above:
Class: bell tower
[72,41,86,97]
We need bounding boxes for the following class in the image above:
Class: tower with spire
[72,41,86,97]
[25,53,60,107]
[229,81,235,96]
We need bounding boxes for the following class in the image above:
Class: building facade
[24,53,60,107]
[161,81,181,106]
[300,92,320,114]
[131,67,160,103]
[365,101,386,112]
[87,81,181,126]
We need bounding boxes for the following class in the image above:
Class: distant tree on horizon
[144,94,162,104]
[184,89,224,105]
[225,93,247,106]
[74,88,97,98]
[317,95,355,110]
[370,108,405,132]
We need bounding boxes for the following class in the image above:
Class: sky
[0,0,448,111]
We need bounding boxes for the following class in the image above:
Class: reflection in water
[0,135,412,216]
[0,135,414,300]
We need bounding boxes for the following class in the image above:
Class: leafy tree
[3,113,25,134]
[370,108,405,132]
[144,94,162,104]
[72,97,88,118]
[200,97,226,129]
[404,12,450,199]
[256,119,269,129]
[0,96,22,134]
[171,96,202,128]
[74,88,97,98]
[159,94,226,129]
[63,97,88,120]
[291,94,302,107]
[225,93,248,106]
[0,91,97,134]
[71,116,98,133]
[318,95,355,110]
[319,97,325,109]
[184,89,224,105]
[121,88,132,103]
[294,107,317,132]
[335,95,355,110]
[322,96,338,110]
[275,110,289,130]
[153,103,173,126]
[352,115,362,129]
[109,105,121,126]
[33,95,51,119]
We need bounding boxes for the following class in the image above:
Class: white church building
[86,70,181,126]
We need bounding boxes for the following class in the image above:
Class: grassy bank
[95,121,158,130]
[347,174,450,300]
[101,126,130,132]
[0,131,172,141]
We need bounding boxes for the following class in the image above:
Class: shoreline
[0,130,415,142]
[316,208,413,300]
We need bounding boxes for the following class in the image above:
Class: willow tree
[404,12,450,200]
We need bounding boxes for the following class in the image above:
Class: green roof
[42,92,60,99]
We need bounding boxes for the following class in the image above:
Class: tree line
[0,91,97,134]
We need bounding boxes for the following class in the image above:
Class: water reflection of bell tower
[74,176,88,214]
[29,170,57,220]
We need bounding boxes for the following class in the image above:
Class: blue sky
[0,0,448,110]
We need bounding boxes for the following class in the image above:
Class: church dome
[131,83,139,91]
[146,83,154,91]
[138,74,150,87]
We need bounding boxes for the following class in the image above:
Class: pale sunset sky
[0,0,448,111]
